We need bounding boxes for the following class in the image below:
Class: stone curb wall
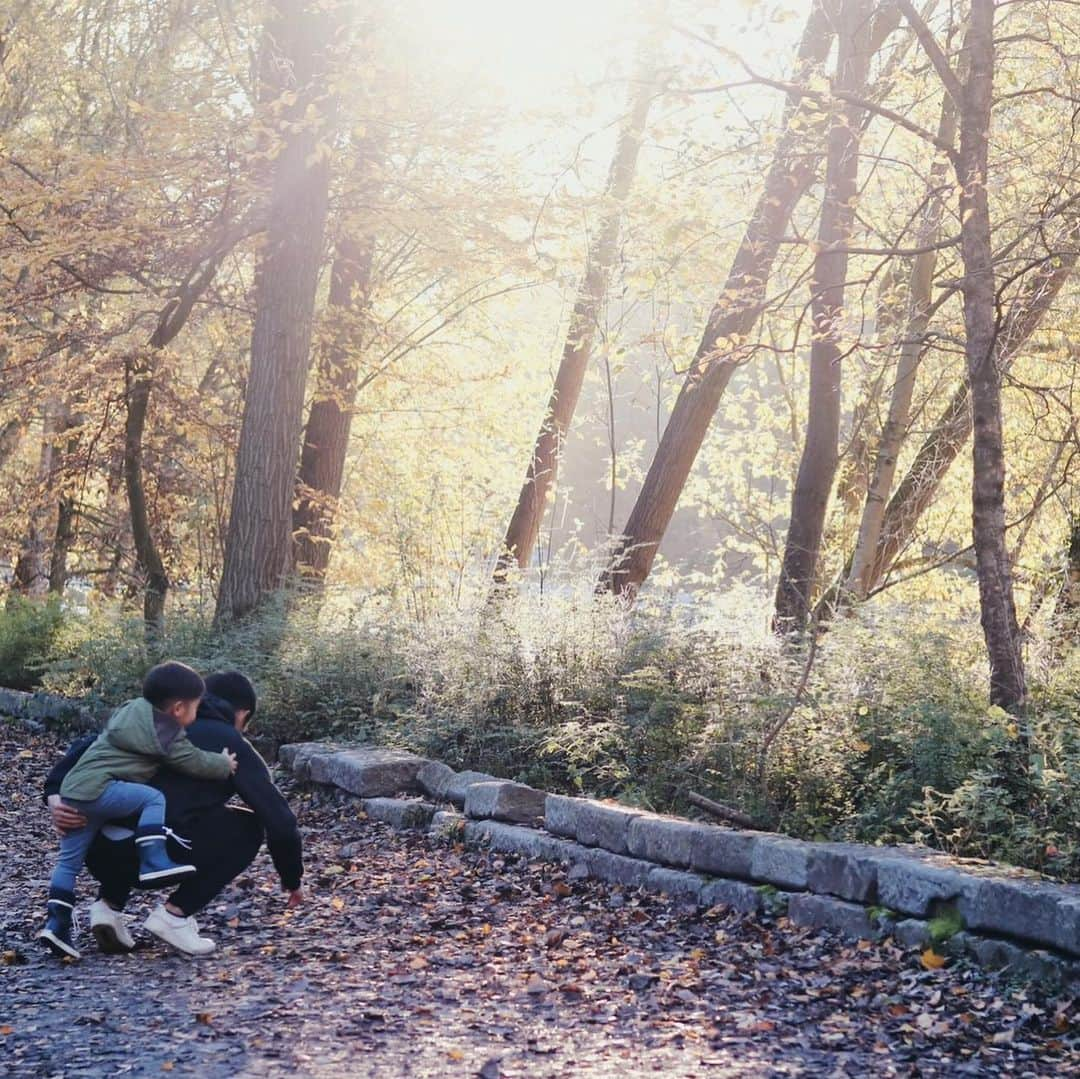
[0,687,103,732]
[279,741,1080,988]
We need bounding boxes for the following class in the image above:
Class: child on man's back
[38,661,236,959]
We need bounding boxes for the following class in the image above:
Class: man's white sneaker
[144,904,216,957]
[89,899,135,953]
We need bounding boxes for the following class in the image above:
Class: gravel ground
[1,727,1078,1078]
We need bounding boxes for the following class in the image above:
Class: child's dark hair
[142,661,205,710]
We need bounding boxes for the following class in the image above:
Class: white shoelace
[164,826,193,850]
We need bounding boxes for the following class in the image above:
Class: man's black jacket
[43,692,303,891]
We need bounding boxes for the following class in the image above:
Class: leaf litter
[1,729,1078,1076]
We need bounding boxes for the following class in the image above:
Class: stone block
[542,795,641,853]
[583,848,651,889]
[464,780,546,823]
[626,814,702,868]
[967,935,1027,972]
[807,843,886,903]
[875,858,969,917]
[575,801,642,854]
[891,919,932,950]
[750,836,812,890]
[464,819,582,865]
[788,894,878,940]
[646,867,706,902]
[444,770,501,807]
[688,826,759,879]
[544,794,579,839]
[361,797,435,830]
[416,760,457,799]
[308,747,429,797]
[958,878,1080,959]
[700,878,764,915]
[279,741,346,781]
[429,809,466,836]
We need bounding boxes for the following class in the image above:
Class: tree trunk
[813,225,1078,619]
[599,0,841,599]
[12,406,59,598]
[292,232,375,581]
[957,0,1026,711]
[47,412,80,595]
[0,417,24,470]
[773,0,876,634]
[1051,515,1080,632]
[844,96,957,603]
[124,355,169,639]
[494,58,657,584]
[215,0,337,624]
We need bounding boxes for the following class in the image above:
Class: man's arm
[227,734,303,892]
[43,735,97,832]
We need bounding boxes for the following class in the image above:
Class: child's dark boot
[38,888,81,959]
[136,827,196,886]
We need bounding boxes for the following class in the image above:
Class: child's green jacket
[59,697,231,802]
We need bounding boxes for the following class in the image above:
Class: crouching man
[44,671,304,956]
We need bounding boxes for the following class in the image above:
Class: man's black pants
[85,806,264,917]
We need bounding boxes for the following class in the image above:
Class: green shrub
[18,577,1080,882]
[0,595,65,690]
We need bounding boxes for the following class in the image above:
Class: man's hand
[222,748,238,774]
[47,794,87,835]
[285,887,305,909]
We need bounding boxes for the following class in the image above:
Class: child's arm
[163,735,235,780]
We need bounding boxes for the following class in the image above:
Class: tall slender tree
[493,54,658,584]
[902,0,1026,710]
[215,0,340,624]
[292,230,376,581]
[599,0,844,598]
[843,96,957,604]
[774,0,876,633]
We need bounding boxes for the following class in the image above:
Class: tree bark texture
[1052,515,1080,629]
[812,221,1078,620]
[774,0,876,633]
[599,0,840,599]
[493,60,656,583]
[956,0,1026,711]
[47,414,81,595]
[844,95,957,603]
[12,406,60,598]
[215,0,336,624]
[292,232,375,580]
[124,356,169,637]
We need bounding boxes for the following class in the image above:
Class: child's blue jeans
[50,781,166,897]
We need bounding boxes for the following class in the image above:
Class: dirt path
[1,729,1077,1077]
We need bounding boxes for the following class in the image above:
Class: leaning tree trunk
[215,0,337,625]
[493,56,657,584]
[292,232,375,582]
[956,0,1026,712]
[773,0,876,634]
[812,222,1079,619]
[844,95,957,603]
[599,0,848,599]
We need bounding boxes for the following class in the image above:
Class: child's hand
[222,748,238,774]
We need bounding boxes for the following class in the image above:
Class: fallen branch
[688,791,759,830]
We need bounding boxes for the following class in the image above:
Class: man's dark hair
[204,670,257,718]
[142,661,205,710]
